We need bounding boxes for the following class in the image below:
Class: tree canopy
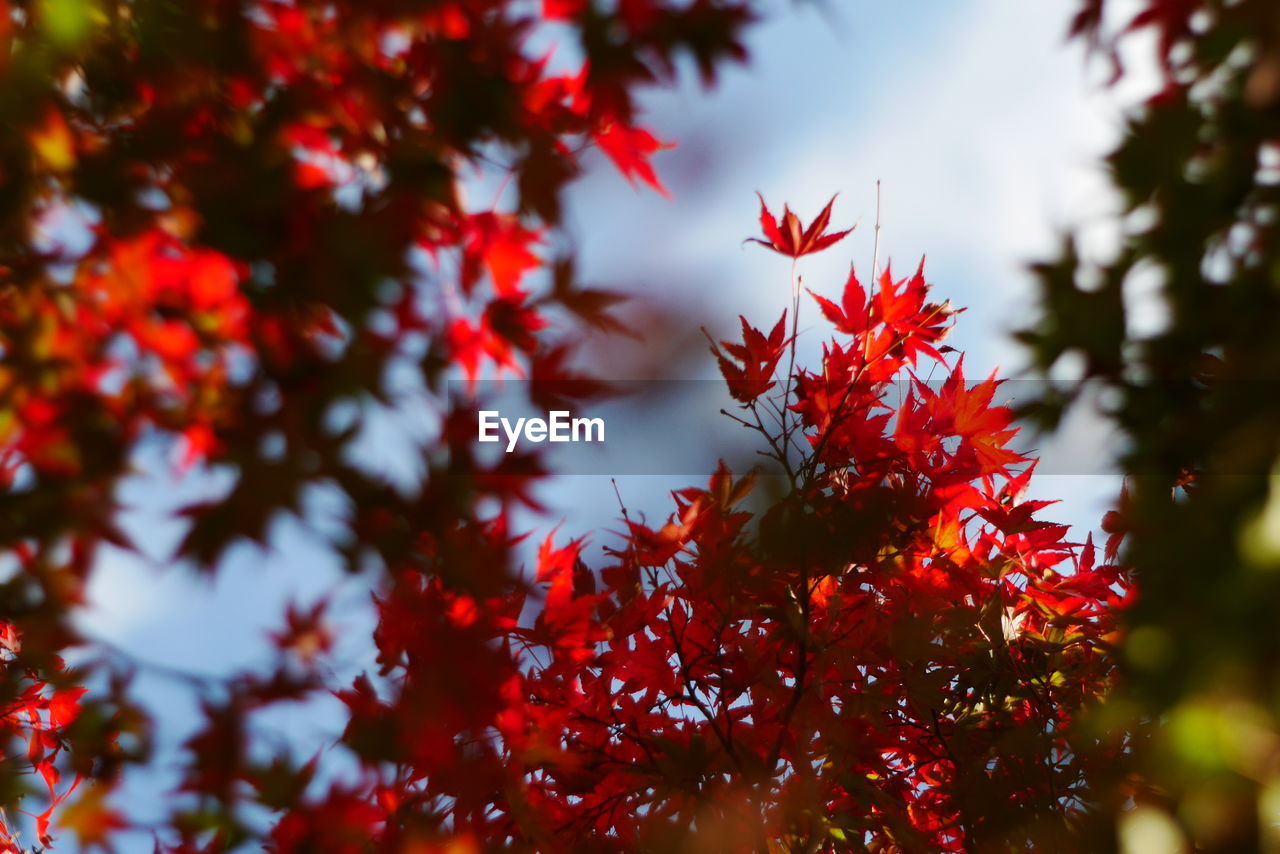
[3,0,1276,850]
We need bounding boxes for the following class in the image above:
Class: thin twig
[872,179,882,280]
[780,258,801,486]
[610,477,630,522]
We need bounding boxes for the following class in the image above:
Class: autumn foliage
[272,197,1129,850]
[0,0,754,845]
[492,216,1131,850]
[0,0,1143,850]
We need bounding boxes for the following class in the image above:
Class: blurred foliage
[1020,1,1280,850]
[0,0,754,846]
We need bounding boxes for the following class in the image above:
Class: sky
[549,0,1156,542]
[59,1,1159,849]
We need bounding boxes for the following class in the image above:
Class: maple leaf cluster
[275,200,1132,851]
[501,209,1130,850]
[0,624,94,850]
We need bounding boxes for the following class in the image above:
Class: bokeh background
[68,0,1158,847]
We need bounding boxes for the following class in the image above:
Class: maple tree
[0,0,1136,849]
[491,207,1132,851]
[1019,0,1280,850]
[269,198,1131,851]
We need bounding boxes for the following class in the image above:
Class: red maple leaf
[594,119,673,196]
[748,193,854,258]
[711,313,788,403]
[462,214,544,297]
[808,265,868,335]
